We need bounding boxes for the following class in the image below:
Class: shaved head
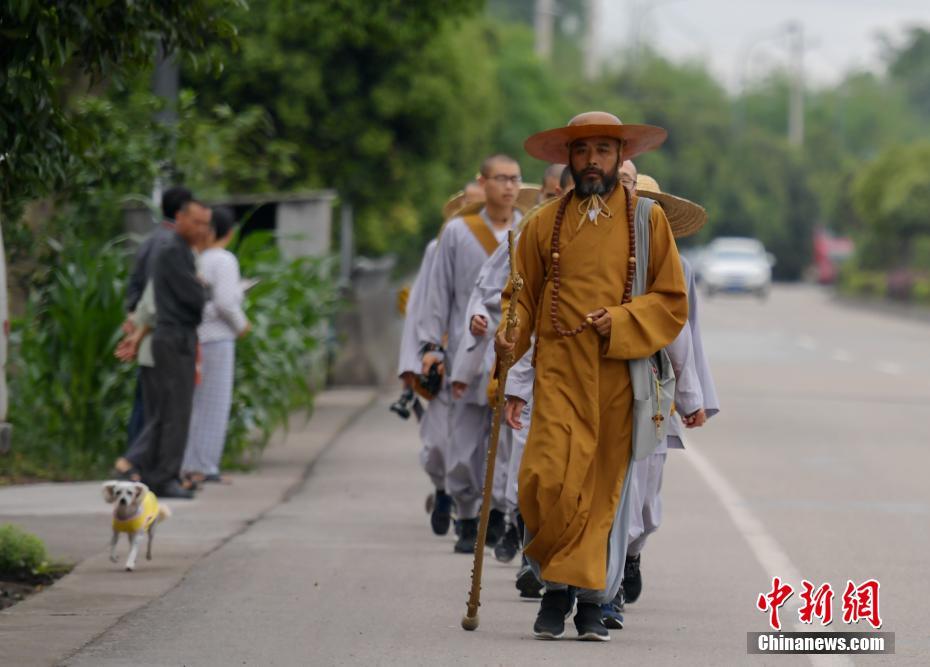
[619,160,637,192]
[540,163,567,201]
[479,154,519,178]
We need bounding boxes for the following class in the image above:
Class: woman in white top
[182,207,250,482]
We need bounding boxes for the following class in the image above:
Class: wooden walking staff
[462,229,524,632]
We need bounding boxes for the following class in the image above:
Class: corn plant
[222,231,340,467]
[6,238,135,478]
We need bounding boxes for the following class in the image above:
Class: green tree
[887,27,930,121]
[0,0,242,220]
[183,0,485,260]
[852,141,930,269]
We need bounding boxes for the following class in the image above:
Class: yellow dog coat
[112,490,161,533]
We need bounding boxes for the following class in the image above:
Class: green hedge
[2,230,339,481]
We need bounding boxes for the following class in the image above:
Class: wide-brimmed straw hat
[442,184,541,221]
[636,174,707,238]
[524,111,667,164]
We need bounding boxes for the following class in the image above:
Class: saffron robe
[503,187,687,590]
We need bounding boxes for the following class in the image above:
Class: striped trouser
[182,340,235,475]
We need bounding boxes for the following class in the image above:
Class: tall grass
[1,230,339,480]
[7,239,134,478]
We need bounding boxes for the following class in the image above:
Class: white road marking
[797,336,818,351]
[831,349,852,363]
[684,442,854,666]
[874,361,903,376]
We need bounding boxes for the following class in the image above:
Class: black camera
[390,387,415,420]
[419,362,443,398]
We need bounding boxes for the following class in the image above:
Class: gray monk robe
[451,237,522,513]
[628,256,720,555]
[418,208,520,518]
[397,239,448,490]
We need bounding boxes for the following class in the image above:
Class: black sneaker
[611,587,625,613]
[494,520,520,563]
[454,518,478,553]
[575,602,610,641]
[601,601,624,630]
[622,554,642,603]
[533,590,575,640]
[430,490,453,536]
[485,508,505,547]
[516,562,544,598]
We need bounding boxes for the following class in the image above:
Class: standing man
[124,198,210,498]
[418,154,523,553]
[116,187,193,467]
[496,112,687,640]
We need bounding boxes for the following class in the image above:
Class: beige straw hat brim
[442,191,466,221]
[637,189,707,238]
[444,184,541,222]
[525,122,667,164]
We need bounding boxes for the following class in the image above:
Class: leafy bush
[912,278,930,304]
[838,269,887,298]
[6,238,134,478]
[0,525,48,575]
[223,232,340,467]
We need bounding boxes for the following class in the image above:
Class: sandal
[203,473,231,485]
[111,458,142,482]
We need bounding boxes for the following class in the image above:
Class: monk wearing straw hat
[495,112,687,641]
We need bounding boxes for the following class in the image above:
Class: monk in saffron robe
[496,111,687,641]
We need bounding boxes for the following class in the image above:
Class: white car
[701,237,775,299]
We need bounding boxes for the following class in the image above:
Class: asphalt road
[64,285,928,666]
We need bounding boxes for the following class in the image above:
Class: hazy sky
[596,0,929,89]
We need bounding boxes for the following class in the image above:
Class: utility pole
[787,21,805,149]
[583,0,600,81]
[534,0,555,60]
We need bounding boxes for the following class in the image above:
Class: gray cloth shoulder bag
[628,197,676,461]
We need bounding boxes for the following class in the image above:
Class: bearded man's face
[569,137,622,197]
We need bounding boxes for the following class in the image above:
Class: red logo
[841,579,882,629]
[798,581,834,626]
[757,578,882,630]
[757,577,794,630]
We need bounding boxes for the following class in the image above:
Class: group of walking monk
[396,111,720,641]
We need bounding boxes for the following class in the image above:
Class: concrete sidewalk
[0,387,376,667]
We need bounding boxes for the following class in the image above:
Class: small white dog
[102,481,171,571]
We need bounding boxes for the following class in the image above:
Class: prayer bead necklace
[549,186,637,338]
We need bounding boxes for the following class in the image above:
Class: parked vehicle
[701,237,775,299]
[812,228,854,284]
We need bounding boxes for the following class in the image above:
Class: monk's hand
[586,307,611,337]
[451,381,468,399]
[494,324,519,358]
[504,397,527,430]
[422,352,444,377]
[684,408,706,428]
[470,314,488,337]
[400,372,416,390]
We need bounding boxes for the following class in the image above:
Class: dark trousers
[127,369,145,447]
[128,327,197,490]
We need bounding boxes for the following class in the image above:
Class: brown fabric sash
[463,214,500,257]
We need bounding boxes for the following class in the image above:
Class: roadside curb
[0,387,377,667]
[832,292,930,324]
